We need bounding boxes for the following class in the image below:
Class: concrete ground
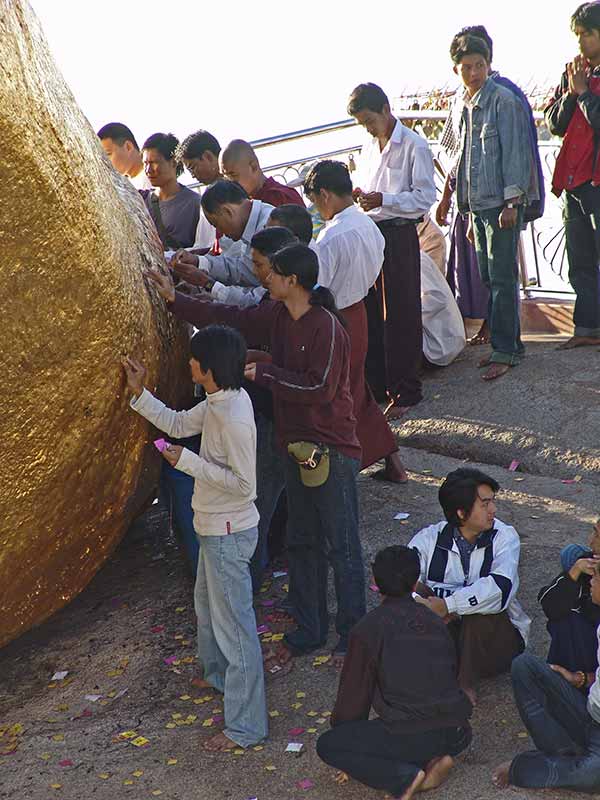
[2,335,600,800]
[396,335,600,485]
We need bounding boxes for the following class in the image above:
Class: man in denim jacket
[452,34,535,381]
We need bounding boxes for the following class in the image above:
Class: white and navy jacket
[409,518,531,644]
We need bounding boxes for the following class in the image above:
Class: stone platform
[395,334,600,485]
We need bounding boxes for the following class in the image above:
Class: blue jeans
[194,527,268,748]
[509,653,600,791]
[251,414,286,592]
[472,206,524,365]
[160,434,200,572]
[564,182,600,337]
[284,447,365,654]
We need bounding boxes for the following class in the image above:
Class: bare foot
[463,686,477,707]
[557,336,600,350]
[191,677,214,690]
[372,452,409,484]
[492,761,512,788]
[400,770,426,799]
[202,731,237,752]
[469,321,491,346]
[263,644,294,678]
[384,400,413,420]
[333,770,349,785]
[331,651,345,669]
[422,755,454,790]
[482,363,510,381]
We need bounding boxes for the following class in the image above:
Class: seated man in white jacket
[409,467,530,703]
[421,250,466,366]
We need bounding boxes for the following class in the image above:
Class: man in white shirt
[170,180,273,301]
[493,568,600,792]
[122,327,267,752]
[97,122,152,191]
[410,467,530,704]
[304,160,407,483]
[348,83,436,419]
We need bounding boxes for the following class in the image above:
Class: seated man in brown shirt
[317,545,472,800]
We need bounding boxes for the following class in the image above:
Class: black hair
[347,82,390,116]
[189,325,246,390]
[269,204,313,244]
[177,129,221,161]
[450,33,491,65]
[250,226,298,257]
[201,179,249,214]
[270,244,346,326]
[141,132,183,176]
[303,160,353,198]
[372,546,420,597]
[456,25,493,61]
[572,2,600,32]
[438,468,500,527]
[97,122,139,150]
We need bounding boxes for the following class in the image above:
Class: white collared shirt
[315,204,384,309]
[130,169,153,191]
[356,119,436,222]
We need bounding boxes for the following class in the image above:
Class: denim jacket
[456,78,535,214]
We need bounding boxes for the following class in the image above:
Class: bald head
[220,139,264,196]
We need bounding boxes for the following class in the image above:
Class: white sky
[31,0,576,148]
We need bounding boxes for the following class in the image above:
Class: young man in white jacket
[409,467,530,703]
[122,325,267,752]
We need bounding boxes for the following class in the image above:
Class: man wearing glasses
[409,468,530,704]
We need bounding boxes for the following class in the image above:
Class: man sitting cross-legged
[494,568,600,793]
[317,545,473,800]
[409,468,530,704]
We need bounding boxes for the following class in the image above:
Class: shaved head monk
[220,139,304,208]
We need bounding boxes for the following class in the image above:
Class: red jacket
[253,176,305,208]
[548,70,600,195]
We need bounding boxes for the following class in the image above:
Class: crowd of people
[105,4,600,797]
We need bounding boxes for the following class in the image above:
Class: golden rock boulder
[0,0,190,647]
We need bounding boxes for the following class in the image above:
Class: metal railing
[188,111,570,298]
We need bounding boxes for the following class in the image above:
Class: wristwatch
[204,278,215,292]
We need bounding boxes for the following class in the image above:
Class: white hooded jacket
[408,518,531,644]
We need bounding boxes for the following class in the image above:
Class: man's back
[333,596,472,734]
[316,205,384,309]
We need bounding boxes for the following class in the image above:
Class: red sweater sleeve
[254,310,346,405]
[169,291,275,347]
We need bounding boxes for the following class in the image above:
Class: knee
[510,652,541,682]
[316,729,337,764]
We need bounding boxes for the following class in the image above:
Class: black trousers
[365,221,422,406]
[317,718,471,796]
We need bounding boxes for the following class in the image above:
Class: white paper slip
[394,512,410,520]
[285,742,304,753]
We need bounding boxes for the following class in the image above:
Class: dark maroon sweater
[170,292,361,460]
[253,176,305,208]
